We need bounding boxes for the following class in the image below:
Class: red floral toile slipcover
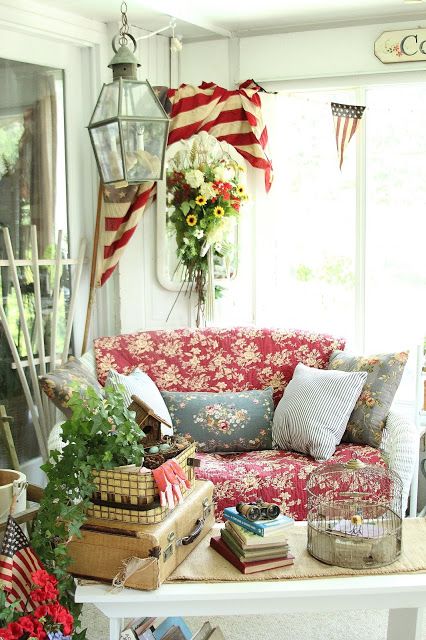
[93,327,385,520]
[195,445,385,522]
[94,327,345,403]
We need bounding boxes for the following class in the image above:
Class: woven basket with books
[87,440,196,525]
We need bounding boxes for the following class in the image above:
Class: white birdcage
[307,456,403,569]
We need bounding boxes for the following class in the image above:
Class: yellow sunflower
[195,195,207,206]
[213,206,225,218]
[186,214,197,226]
[236,184,246,196]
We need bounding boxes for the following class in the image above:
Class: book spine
[210,537,245,573]
[224,512,265,536]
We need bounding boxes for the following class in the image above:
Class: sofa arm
[48,421,65,454]
[381,410,418,514]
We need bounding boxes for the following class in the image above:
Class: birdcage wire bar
[307,458,403,569]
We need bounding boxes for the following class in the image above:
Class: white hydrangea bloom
[185,169,204,188]
[199,181,217,200]
[213,165,235,182]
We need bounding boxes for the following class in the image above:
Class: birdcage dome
[306,455,403,569]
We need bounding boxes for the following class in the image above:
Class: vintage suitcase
[68,479,214,590]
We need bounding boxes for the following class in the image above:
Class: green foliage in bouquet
[166,133,248,325]
[31,384,145,636]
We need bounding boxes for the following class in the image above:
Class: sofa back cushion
[94,328,344,404]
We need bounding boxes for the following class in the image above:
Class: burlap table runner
[167,518,426,583]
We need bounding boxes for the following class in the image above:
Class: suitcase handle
[178,518,205,546]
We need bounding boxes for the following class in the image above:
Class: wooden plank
[82,184,103,355]
[11,355,62,370]
[62,239,86,363]
[2,227,47,439]
[0,258,79,267]
[31,225,49,426]
[0,405,20,470]
[0,302,48,459]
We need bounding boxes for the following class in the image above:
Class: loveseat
[50,327,418,520]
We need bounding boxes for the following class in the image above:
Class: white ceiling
[36,0,426,40]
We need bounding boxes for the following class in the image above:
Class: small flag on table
[331,102,366,169]
[0,515,44,611]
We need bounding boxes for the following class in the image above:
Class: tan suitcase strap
[90,497,161,512]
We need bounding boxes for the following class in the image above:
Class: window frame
[261,72,426,354]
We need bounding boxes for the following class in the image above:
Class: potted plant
[31,385,145,636]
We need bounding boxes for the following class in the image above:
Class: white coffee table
[75,573,426,640]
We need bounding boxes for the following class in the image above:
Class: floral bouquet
[166,132,248,326]
[0,570,74,640]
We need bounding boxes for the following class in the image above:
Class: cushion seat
[195,444,385,521]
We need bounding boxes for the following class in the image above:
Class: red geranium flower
[33,605,49,619]
[0,627,14,640]
[7,622,23,640]
[32,570,57,590]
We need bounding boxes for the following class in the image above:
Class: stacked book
[120,618,223,640]
[210,506,295,574]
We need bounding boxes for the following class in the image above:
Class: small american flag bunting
[331,102,366,169]
[0,515,44,611]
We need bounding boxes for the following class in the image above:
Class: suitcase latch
[203,498,212,518]
[163,531,175,561]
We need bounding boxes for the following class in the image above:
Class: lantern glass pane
[91,81,119,124]
[122,119,168,181]
[120,80,165,118]
[90,122,124,183]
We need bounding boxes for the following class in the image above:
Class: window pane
[365,84,426,402]
[0,58,68,464]
[258,90,357,341]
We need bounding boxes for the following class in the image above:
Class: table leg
[387,608,424,640]
[109,617,123,640]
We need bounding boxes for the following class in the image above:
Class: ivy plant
[31,384,145,637]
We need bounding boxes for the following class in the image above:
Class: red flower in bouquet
[0,628,14,640]
[32,570,57,589]
[0,569,73,640]
[31,570,59,603]
[45,604,74,636]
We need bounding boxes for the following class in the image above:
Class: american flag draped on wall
[331,102,366,170]
[95,80,272,287]
[0,516,44,611]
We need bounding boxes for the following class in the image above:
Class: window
[0,58,68,463]
[257,81,426,406]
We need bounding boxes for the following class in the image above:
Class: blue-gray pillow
[161,388,274,453]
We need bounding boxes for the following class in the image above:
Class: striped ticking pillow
[272,363,367,461]
[106,368,173,435]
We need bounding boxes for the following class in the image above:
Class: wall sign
[375,29,426,63]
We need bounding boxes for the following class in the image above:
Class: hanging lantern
[88,3,169,186]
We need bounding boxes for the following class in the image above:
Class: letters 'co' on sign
[375,29,426,63]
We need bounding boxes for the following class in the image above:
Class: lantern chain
[119,1,129,46]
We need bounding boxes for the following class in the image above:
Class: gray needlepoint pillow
[273,363,367,461]
[328,349,409,448]
[161,388,274,453]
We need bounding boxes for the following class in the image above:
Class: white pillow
[106,368,173,436]
[272,363,367,461]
